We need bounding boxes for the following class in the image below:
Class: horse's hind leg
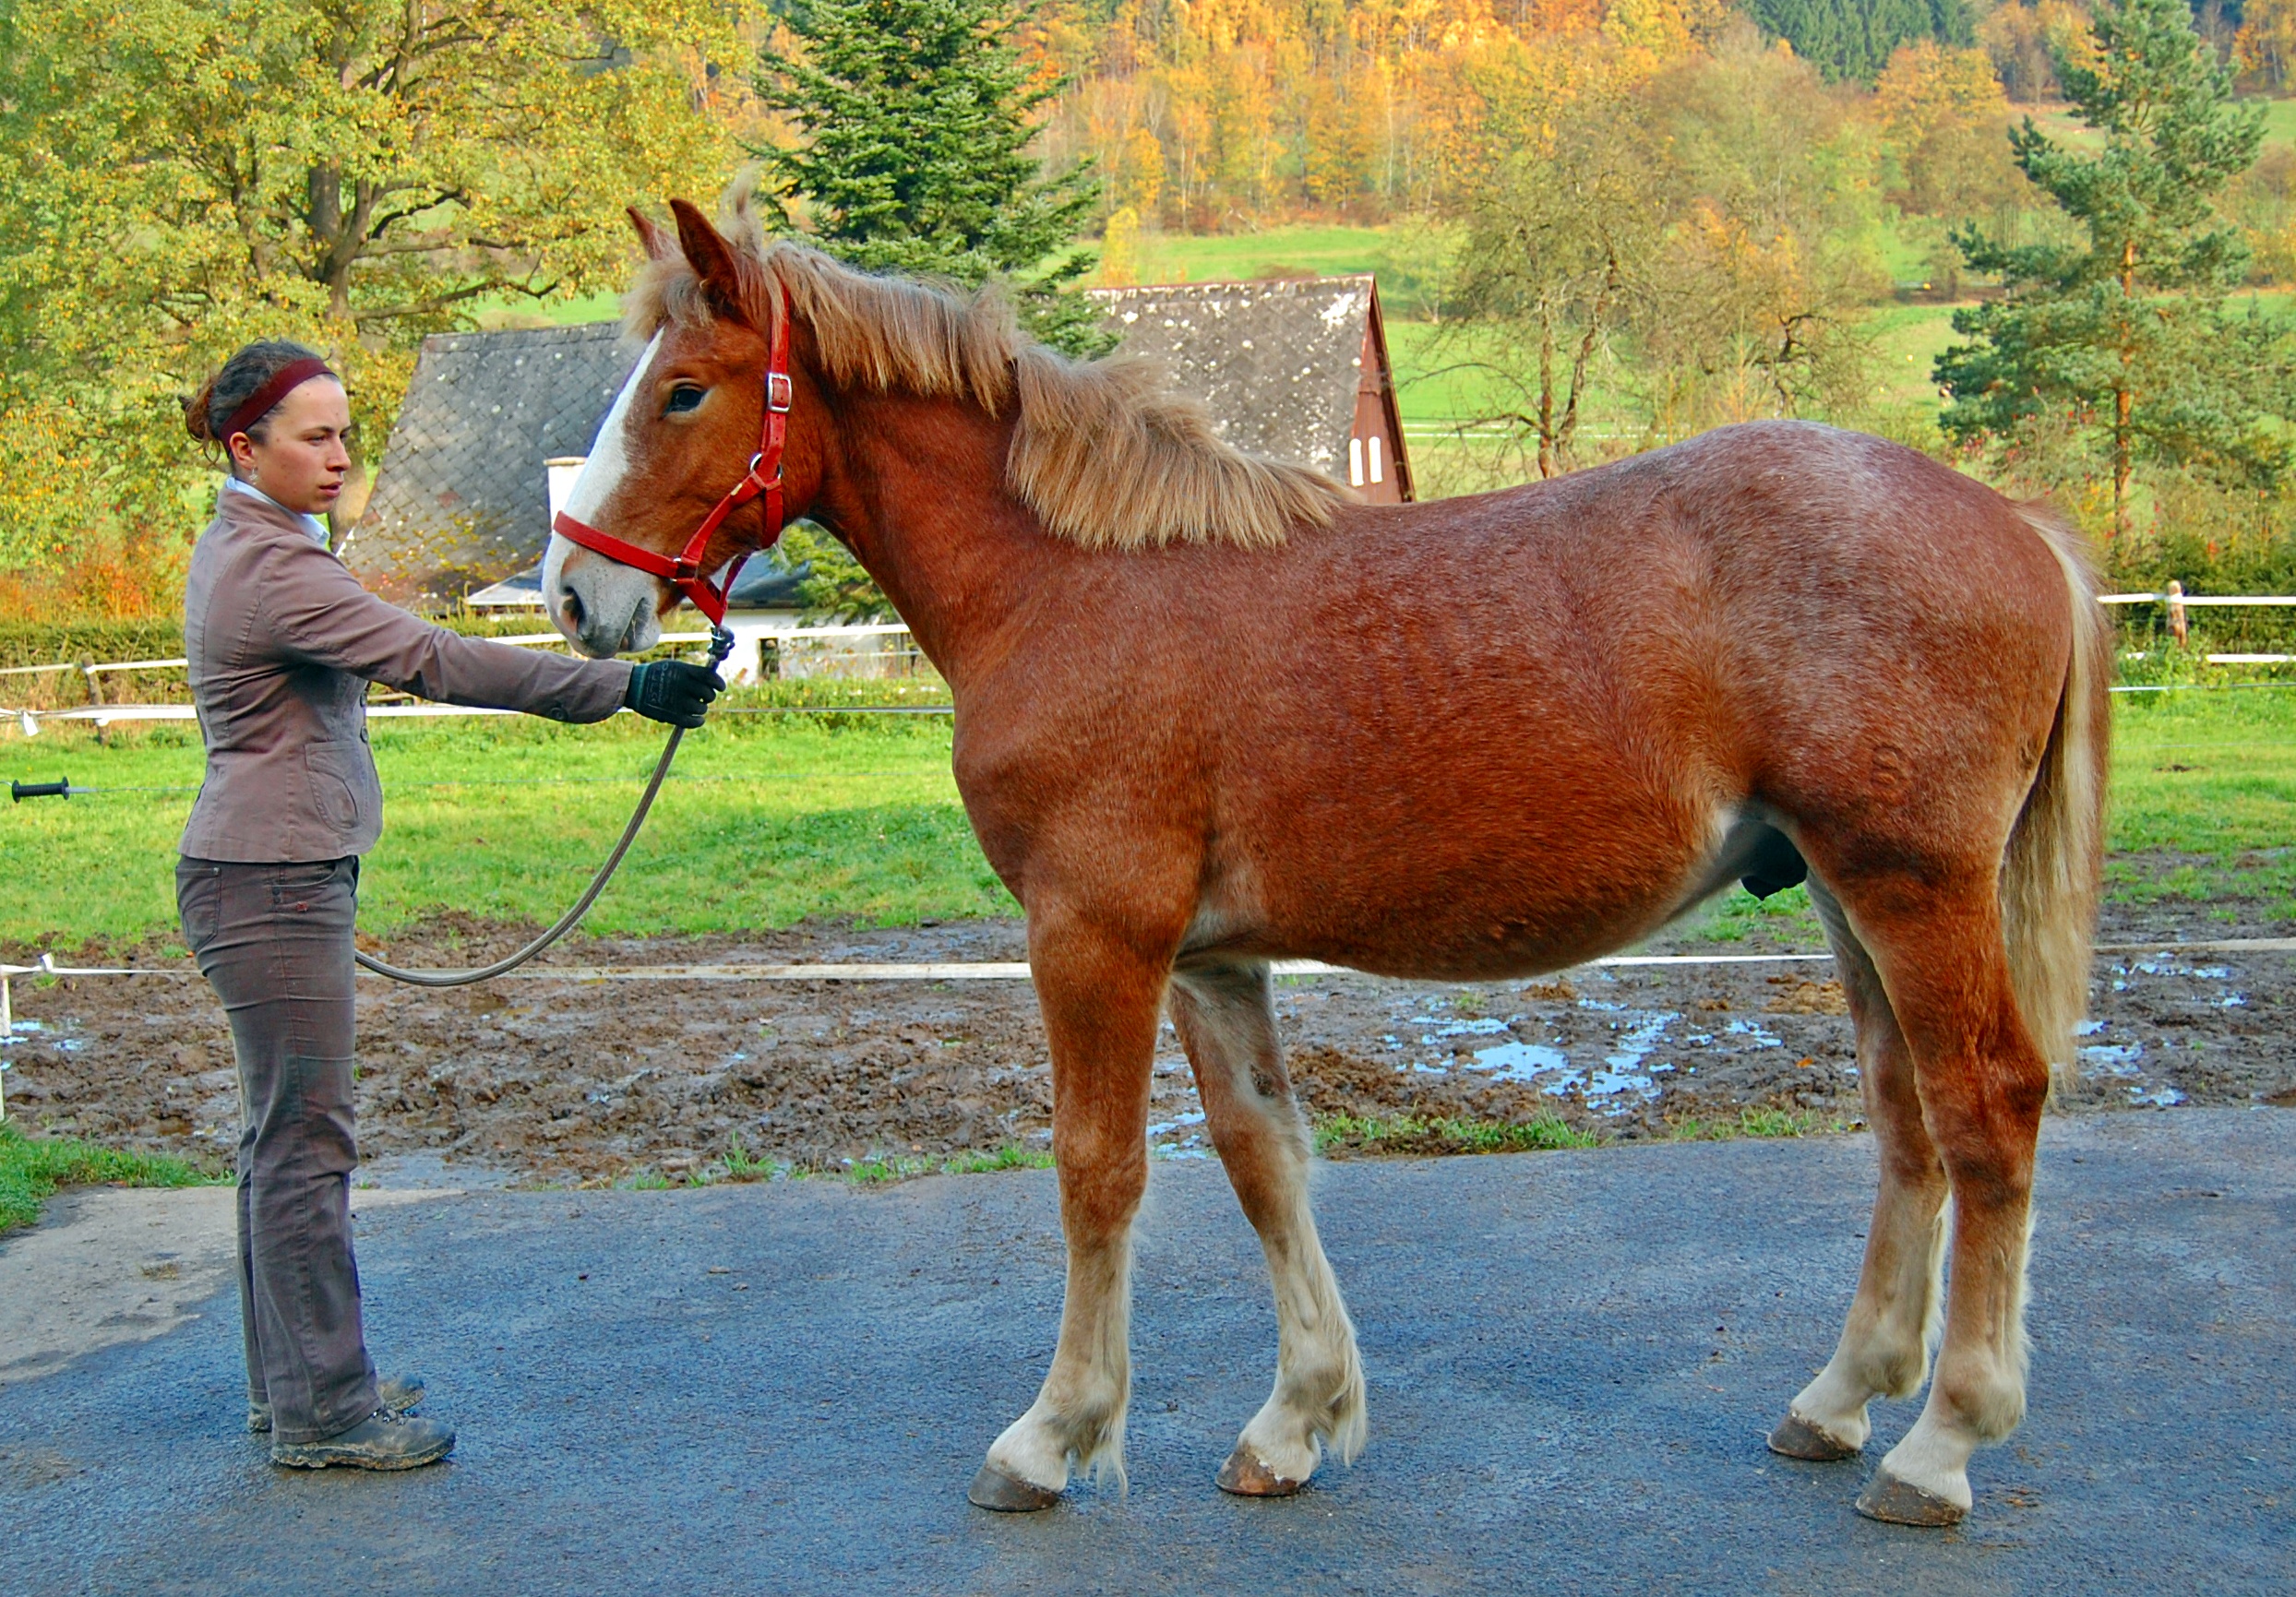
[1769,877,1947,1463]
[971,910,1166,1511]
[1822,870,2051,1526]
[1169,959,1365,1496]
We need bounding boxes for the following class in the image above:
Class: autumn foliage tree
[0,0,745,614]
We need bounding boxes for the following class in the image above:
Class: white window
[1348,437,1365,486]
[1369,435,1383,483]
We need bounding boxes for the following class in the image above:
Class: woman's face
[229,378,353,516]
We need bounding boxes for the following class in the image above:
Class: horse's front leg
[1169,959,1364,1496]
[968,907,1168,1511]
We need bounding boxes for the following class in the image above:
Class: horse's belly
[1212,787,1728,981]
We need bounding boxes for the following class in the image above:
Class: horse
[541,193,2108,1529]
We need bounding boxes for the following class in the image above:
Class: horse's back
[975,422,2077,978]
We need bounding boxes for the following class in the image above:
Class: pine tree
[753,0,1106,357]
[1935,0,2279,535]
[1750,0,1972,84]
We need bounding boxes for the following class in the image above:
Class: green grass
[0,707,1006,947]
[1121,221,1454,317]
[6,678,2294,949]
[840,1144,1056,1185]
[1863,301,1962,414]
[595,1137,1055,1190]
[0,1120,224,1234]
[1312,1111,1603,1158]
[2103,682,2296,915]
[1666,1106,1851,1141]
[2257,95,2296,152]
[1684,883,1827,947]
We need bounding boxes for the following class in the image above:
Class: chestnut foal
[545,197,2107,1528]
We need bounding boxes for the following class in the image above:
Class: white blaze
[543,332,668,655]
[562,331,663,526]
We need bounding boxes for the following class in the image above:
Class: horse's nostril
[560,590,586,630]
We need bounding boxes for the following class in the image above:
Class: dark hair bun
[183,340,327,454]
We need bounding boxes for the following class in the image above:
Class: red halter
[552,285,794,628]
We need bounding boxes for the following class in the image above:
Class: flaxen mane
[624,191,1349,551]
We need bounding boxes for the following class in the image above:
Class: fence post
[2166,580,2188,650]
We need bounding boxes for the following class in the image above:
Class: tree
[754,0,1106,355]
[0,0,743,613]
[2236,0,2296,90]
[1935,0,2278,536]
[1873,41,2026,221]
[1747,0,1973,84]
[1441,90,1666,478]
[1632,32,1888,435]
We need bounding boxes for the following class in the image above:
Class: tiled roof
[1085,276,1378,481]
[341,324,640,605]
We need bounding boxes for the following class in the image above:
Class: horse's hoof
[1856,1468,1967,1527]
[1767,1412,1860,1462]
[968,1463,1062,1512]
[1216,1446,1305,1497]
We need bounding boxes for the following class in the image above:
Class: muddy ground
[4,868,2290,1186]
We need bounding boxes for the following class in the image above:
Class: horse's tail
[2002,504,2111,1090]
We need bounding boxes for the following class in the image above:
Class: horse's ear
[628,207,671,262]
[669,198,752,327]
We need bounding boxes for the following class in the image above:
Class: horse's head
[544,201,799,659]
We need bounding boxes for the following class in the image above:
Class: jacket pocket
[303,740,365,834]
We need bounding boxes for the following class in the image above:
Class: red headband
[222,357,338,443]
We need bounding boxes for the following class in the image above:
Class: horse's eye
[664,385,705,415]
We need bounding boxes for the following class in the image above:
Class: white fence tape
[4,938,2288,990]
[2099,593,2296,606]
[3,622,927,728]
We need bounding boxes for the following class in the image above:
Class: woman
[177,341,721,1471]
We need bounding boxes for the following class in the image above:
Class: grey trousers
[176,855,379,1444]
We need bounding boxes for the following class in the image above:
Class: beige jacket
[180,483,632,862]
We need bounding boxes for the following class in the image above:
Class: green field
[4,685,2290,950]
[0,709,1003,949]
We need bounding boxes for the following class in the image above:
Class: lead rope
[351,626,734,988]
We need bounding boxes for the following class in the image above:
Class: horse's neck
[814,392,1060,689]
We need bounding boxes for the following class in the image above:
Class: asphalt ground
[2,1108,2290,1595]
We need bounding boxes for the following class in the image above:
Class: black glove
[624,659,724,728]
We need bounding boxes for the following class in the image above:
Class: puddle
[1450,1003,1676,1114]
[1584,1067,1658,1104]
[2123,959,2233,981]
[1148,1108,1209,1159]
[1722,1018,1785,1049]
[2079,1043,2144,1078]
[1413,1016,1513,1043]
[2129,1086,2186,1107]
[1469,1041,1572,1081]
[1603,1010,1679,1071]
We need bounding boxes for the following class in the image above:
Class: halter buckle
[766,372,793,412]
